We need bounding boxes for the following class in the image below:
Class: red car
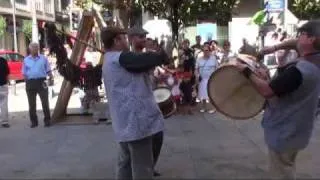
[0,50,24,81]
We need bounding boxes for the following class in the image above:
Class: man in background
[0,57,10,128]
[23,42,53,128]
[191,35,202,59]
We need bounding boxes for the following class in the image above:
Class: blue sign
[196,23,217,43]
[264,0,284,12]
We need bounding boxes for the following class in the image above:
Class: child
[171,74,181,114]
[179,71,194,115]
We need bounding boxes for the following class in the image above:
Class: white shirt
[196,56,218,79]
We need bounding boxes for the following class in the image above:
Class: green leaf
[22,20,32,41]
[0,15,6,37]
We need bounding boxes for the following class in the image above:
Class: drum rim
[163,102,177,119]
[207,65,266,120]
[153,86,172,104]
[153,86,171,91]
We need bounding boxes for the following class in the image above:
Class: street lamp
[11,0,18,52]
[31,0,39,43]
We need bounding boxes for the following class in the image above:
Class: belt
[27,77,46,81]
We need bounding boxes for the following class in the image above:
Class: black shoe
[153,171,161,177]
[30,124,38,128]
[44,122,51,127]
[1,124,10,128]
[98,118,108,122]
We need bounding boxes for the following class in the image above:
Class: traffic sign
[264,0,284,12]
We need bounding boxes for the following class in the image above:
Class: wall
[229,18,259,53]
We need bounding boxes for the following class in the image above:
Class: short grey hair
[29,42,39,49]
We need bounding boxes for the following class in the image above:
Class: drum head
[207,65,265,119]
[153,87,171,103]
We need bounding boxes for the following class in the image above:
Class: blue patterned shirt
[102,51,165,142]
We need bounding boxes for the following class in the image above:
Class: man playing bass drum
[235,20,320,179]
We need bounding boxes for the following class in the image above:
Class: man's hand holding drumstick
[234,39,298,98]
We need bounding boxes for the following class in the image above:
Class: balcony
[0,0,55,22]
[54,0,69,23]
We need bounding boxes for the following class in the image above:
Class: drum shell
[158,96,175,119]
[207,56,266,119]
[153,87,176,119]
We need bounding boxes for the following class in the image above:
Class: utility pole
[11,0,18,52]
[69,0,73,32]
[283,0,288,30]
[31,0,39,43]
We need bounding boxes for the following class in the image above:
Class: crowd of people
[101,20,320,180]
[1,19,320,180]
[150,35,260,115]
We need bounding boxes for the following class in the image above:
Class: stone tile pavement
[1,108,320,179]
[2,80,320,179]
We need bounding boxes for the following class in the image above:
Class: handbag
[48,78,54,86]
[198,60,209,82]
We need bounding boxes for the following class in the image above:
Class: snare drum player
[101,27,169,180]
[236,20,320,179]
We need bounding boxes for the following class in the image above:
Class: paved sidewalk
[1,108,320,179]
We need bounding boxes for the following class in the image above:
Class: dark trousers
[117,136,153,179]
[26,79,51,125]
[152,131,163,167]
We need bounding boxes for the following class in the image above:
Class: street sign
[264,0,284,12]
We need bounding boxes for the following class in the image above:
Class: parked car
[0,50,24,81]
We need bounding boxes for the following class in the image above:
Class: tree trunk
[171,22,179,48]
[171,2,179,48]
[51,11,95,122]
[118,8,129,29]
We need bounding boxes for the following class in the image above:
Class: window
[6,53,24,62]
[0,54,8,61]
[44,0,53,13]
[15,0,29,11]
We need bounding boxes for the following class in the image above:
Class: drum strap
[200,60,210,76]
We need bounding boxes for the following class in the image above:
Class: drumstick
[158,66,176,75]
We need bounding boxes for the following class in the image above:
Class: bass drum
[153,87,176,119]
[207,54,267,120]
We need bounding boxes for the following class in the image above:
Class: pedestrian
[196,43,218,113]
[79,62,101,123]
[22,42,53,128]
[235,20,320,179]
[179,71,193,115]
[0,57,10,128]
[101,27,169,180]
[181,39,197,109]
[191,35,202,59]
[218,40,236,64]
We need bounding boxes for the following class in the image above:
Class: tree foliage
[137,0,240,45]
[22,20,32,41]
[73,0,94,9]
[289,0,320,20]
[0,16,6,37]
[93,0,141,28]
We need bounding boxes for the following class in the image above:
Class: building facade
[0,0,56,55]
